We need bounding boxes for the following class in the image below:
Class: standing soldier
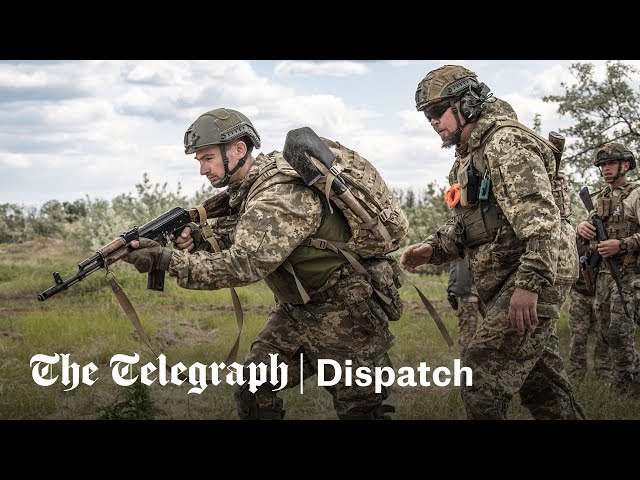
[447,256,480,357]
[400,64,585,419]
[577,142,640,396]
[569,236,611,381]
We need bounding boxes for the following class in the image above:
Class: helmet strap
[612,160,627,181]
[600,159,627,183]
[441,98,465,145]
[211,144,250,188]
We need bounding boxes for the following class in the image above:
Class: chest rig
[450,119,569,249]
[594,183,640,243]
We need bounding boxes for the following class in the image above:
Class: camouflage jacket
[424,98,578,302]
[167,153,326,291]
[591,180,640,272]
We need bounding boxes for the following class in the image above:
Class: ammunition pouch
[363,257,404,322]
[338,272,390,336]
[551,171,572,220]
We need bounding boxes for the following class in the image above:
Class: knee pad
[234,384,284,420]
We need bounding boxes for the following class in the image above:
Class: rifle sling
[107,273,188,382]
[197,206,244,365]
[400,273,454,348]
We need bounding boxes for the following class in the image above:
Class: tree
[543,61,640,189]
[532,113,542,134]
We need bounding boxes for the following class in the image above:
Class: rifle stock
[578,186,632,318]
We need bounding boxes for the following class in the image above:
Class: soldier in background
[577,142,640,396]
[447,256,481,357]
[568,237,611,381]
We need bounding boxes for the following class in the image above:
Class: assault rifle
[37,191,233,301]
[578,186,631,318]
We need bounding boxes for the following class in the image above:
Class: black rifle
[578,186,631,318]
[37,207,192,301]
[37,190,236,302]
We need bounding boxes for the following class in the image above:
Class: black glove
[447,292,459,311]
[124,238,173,273]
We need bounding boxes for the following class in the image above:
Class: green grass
[1,239,639,420]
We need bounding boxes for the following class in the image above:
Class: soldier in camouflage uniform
[447,256,481,357]
[123,108,401,420]
[568,237,611,381]
[400,65,586,419]
[577,142,640,396]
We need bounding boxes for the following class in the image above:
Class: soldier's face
[599,159,628,183]
[194,141,246,186]
[425,100,469,148]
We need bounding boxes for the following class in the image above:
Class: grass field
[1,238,639,420]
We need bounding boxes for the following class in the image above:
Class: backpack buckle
[378,208,391,223]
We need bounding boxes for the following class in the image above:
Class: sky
[1,59,638,207]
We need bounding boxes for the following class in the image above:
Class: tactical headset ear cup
[459,81,491,122]
[459,92,480,122]
[622,152,636,170]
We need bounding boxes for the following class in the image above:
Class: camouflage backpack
[307,137,409,257]
[249,137,409,258]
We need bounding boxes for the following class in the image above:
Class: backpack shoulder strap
[481,119,561,176]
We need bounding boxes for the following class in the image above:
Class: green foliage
[0,203,31,243]
[98,378,166,420]
[543,61,640,191]
[2,171,445,258]
[394,182,450,247]
[532,113,542,134]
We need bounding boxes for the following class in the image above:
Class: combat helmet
[593,142,636,170]
[415,65,479,112]
[184,107,261,155]
[184,108,261,187]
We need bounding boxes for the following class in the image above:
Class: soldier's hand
[125,238,173,273]
[400,242,433,273]
[597,239,622,258]
[509,287,538,336]
[577,220,596,240]
[175,226,195,252]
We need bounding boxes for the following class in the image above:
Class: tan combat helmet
[593,142,636,170]
[415,65,478,112]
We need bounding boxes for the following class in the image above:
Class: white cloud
[1,60,634,205]
[388,61,430,67]
[0,153,32,168]
[274,61,369,77]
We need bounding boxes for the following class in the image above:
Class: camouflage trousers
[568,288,611,380]
[456,293,480,357]
[235,276,397,420]
[593,269,640,387]
[461,278,586,420]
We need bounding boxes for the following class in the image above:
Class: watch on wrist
[619,238,628,253]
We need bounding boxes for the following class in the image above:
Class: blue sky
[1,60,636,206]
